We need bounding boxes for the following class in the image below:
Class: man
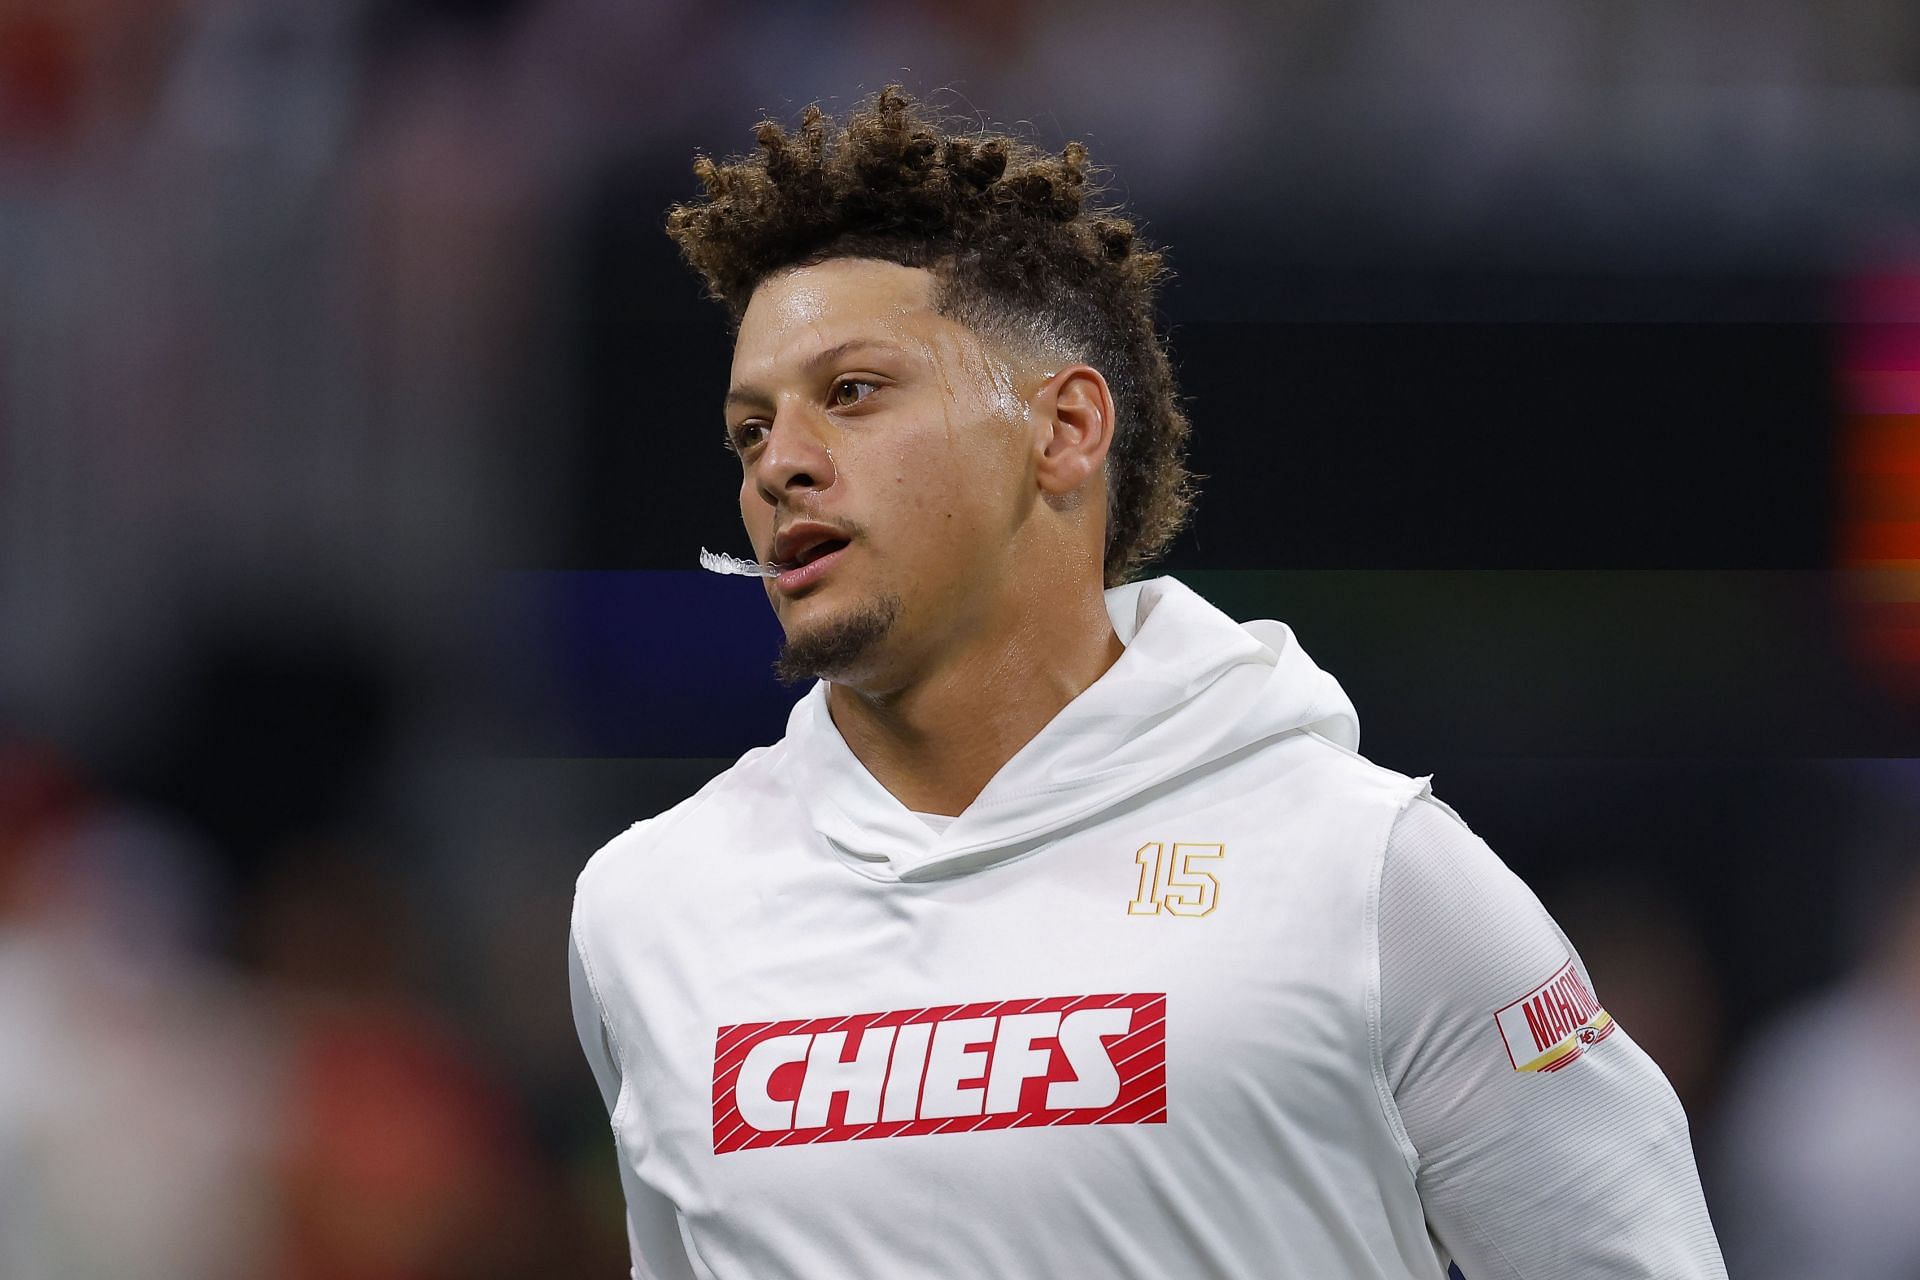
[569,86,1726,1279]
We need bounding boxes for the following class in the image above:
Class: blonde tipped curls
[667,85,1194,588]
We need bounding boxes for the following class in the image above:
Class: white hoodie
[570,576,1725,1279]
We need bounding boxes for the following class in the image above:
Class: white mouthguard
[699,547,778,577]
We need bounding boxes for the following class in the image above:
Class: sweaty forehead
[731,259,957,374]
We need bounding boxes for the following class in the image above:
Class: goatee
[773,593,905,684]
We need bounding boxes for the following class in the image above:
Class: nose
[751,405,837,508]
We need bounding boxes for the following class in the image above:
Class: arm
[1375,793,1727,1278]
[568,923,703,1280]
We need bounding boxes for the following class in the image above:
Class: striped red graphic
[712,993,1167,1155]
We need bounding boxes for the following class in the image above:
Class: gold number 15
[1128,842,1224,917]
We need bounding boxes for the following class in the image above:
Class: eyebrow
[723,339,908,413]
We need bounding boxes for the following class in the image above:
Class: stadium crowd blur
[3,0,1919,1275]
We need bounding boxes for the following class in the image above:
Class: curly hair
[665,85,1195,588]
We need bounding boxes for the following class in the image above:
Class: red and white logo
[1493,960,1615,1073]
[712,993,1167,1154]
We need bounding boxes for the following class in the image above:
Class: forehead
[731,258,950,375]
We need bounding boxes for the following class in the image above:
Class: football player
[569,86,1726,1279]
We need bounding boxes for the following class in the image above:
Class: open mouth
[776,537,849,571]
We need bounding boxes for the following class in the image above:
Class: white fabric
[1379,796,1726,1276]
[569,576,1724,1279]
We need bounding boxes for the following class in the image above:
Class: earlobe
[1034,365,1115,497]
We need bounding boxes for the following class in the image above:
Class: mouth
[768,537,852,594]
[771,524,851,570]
[773,537,849,571]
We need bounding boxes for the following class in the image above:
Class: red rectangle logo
[712,993,1166,1154]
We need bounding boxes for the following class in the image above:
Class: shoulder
[1284,727,1437,821]
[1376,784,1543,943]
[1374,786,1597,1054]
[573,741,785,909]
[1281,727,1499,861]
[1379,787,1526,914]
[568,739,797,1044]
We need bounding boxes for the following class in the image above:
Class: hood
[785,575,1358,882]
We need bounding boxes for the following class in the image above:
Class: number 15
[1129,842,1224,917]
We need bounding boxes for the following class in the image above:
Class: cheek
[853,404,1024,563]
[879,459,1014,564]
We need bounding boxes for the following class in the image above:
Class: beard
[772,591,905,685]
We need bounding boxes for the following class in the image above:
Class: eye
[830,378,880,409]
[725,421,767,455]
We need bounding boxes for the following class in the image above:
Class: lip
[773,521,851,568]
[773,541,849,594]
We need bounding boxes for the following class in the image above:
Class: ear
[1032,364,1115,499]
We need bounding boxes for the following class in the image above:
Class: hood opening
[786,576,1359,881]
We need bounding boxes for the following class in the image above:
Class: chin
[773,591,904,685]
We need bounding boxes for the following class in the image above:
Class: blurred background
[3,0,1920,1275]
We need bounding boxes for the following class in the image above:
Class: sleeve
[1375,792,1727,1279]
[568,920,704,1280]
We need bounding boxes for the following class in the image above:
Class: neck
[824,587,1125,816]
